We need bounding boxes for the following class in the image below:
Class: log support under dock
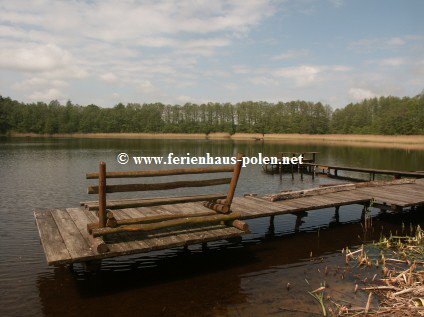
[82,260,102,272]
[334,206,340,223]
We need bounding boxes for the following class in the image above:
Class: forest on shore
[0,93,423,135]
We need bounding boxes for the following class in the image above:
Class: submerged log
[91,212,242,237]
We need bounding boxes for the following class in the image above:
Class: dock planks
[35,179,424,266]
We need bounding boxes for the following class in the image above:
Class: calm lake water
[1,137,423,317]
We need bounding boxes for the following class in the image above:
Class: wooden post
[279,157,283,178]
[98,162,107,228]
[291,162,294,180]
[224,153,243,208]
[294,214,303,233]
[361,204,366,221]
[83,260,102,272]
[334,206,340,223]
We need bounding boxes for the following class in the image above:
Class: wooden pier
[304,163,424,181]
[262,152,318,174]
[35,178,424,267]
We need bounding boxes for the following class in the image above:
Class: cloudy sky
[0,0,423,108]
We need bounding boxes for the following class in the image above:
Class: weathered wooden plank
[238,196,289,212]
[80,209,127,254]
[241,196,300,215]
[232,199,294,218]
[34,210,72,265]
[229,200,266,215]
[50,209,94,260]
[157,202,207,215]
[168,224,241,246]
[67,208,109,254]
[129,207,190,247]
[357,188,416,205]
[415,178,424,186]
[321,191,371,202]
[263,184,355,201]
[326,191,372,202]
[150,206,191,244]
[109,209,154,251]
[396,184,424,194]
[289,196,337,209]
[278,199,313,210]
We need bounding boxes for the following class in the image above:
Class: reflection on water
[1,137,424,317]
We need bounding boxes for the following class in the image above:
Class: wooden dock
[304,163,424,181]
[262,151,318,174]
[34,178,424,266]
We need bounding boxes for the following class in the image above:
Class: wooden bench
[83,153,248,249]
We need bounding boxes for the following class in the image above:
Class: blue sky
[0,0,423,108]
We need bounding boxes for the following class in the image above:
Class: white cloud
[0,0,276,105]
[99,73,118,83]
[137,79,155,93]
[13,77,68,90]
[0,43,71,72]
[378,58,405,66]
[249,76,279,86]
[331,65,352,72]
[29,88,66,101]
[176,95,192,103]
[348,88,376,101]
[328,0,345,7]
[348,35,419,53]
[273,65,322,86]
[387,37,405,46]
[232,65,251,74]
[224,83,239,90]
[272,49,308,60]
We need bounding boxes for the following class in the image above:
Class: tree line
[0,93,423,135]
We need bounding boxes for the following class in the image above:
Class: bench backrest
[87,153,244,228]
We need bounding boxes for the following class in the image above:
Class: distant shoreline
[5,132,424,146]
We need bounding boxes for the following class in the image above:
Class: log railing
[86,153,245,239]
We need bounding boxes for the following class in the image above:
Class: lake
[1,137,423,317]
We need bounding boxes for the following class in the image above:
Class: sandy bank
[6,132,424,148]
